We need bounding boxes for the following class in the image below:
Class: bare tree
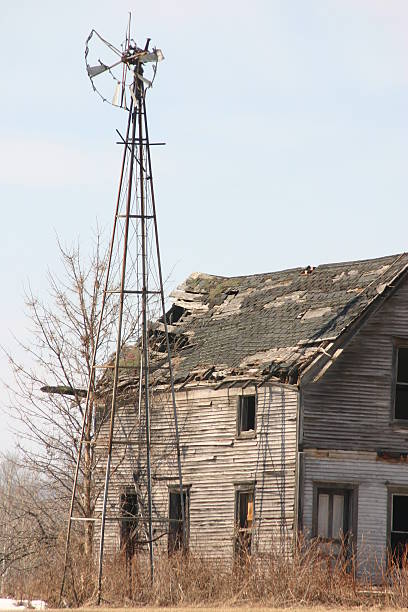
[4,233,114,557]
[0,454,57,591]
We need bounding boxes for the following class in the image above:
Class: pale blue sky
[1,0,408,448]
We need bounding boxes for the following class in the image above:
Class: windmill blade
[87,58,123,78]
[87,63,109,78]
[112,82,121,106]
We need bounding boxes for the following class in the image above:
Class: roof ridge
[184,253,407,281]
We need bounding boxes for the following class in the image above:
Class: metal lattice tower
[59,27,185,605]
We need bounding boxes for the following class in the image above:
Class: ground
[42,608,398,612]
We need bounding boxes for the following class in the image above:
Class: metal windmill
[59,21,185,605]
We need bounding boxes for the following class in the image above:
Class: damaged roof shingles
[164,253,408,384]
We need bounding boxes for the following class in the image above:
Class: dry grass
[42,608,393,612]
[5,538,408,608]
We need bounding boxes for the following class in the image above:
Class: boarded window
[235,488,254,558]
[316,489,350,541]
[237,396,256,435]
[395,347,408,420]
[120,488,138,559]
[168,488,189,554]
[391,494,408,563]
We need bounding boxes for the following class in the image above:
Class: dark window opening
[391,494,408,564]
[238,396,256,436]
[168,488,189,554]
[120,488,138,559]
[395,347,408,420]
[235,488,254,558]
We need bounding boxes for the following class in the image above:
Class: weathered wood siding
[95,382,298,557]
[302,276,408,451]
[301,276,408,573]
[302,450,408,575]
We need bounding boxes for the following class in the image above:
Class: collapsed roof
[150,252,408,387]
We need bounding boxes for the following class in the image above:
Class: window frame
[387,486,408,562]
[168,485,190,554]
[391,340,408,424]
[234,482,255,557]
[119,486,139,558]
[236,393,257,439]
[312,482,358,548]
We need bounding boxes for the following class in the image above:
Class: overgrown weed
[5,535,408,608]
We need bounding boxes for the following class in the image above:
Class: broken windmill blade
[59,23,185,606]
[84,29,164,107]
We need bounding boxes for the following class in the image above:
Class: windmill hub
[122,45,164,67]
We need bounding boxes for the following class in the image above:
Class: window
[237,395,256,437]
[168,487,189,553]
[235,486,254,558]
[313,484,356,566]
[394,346,408,420]
[120,488,138,559]
[390,493,408,563]
[316,489,350,541]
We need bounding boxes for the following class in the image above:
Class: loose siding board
[302,275,408,452]
[94,383,298,558]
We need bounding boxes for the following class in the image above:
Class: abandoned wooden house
[96,251,408,572]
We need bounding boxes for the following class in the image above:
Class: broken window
[237,395,256,436]
[390,494,408,563]
[120,488,138,559]
[168,488,189,554]
[394,347,408,420]
[235,486,254,558]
